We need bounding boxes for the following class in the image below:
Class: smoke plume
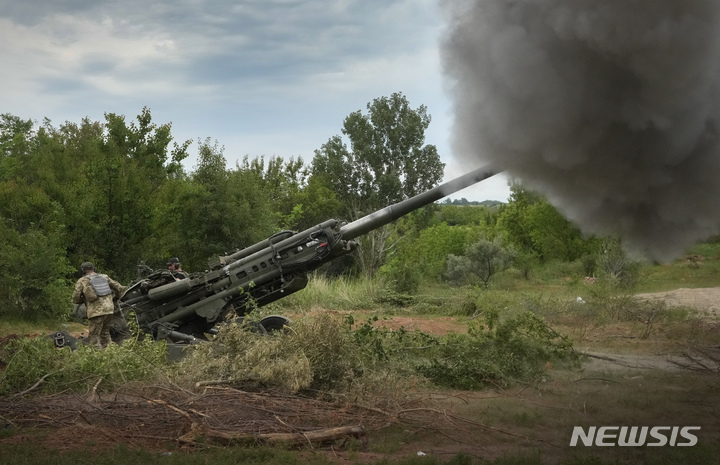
[441,0,720,261]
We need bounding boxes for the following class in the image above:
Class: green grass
[2,244,720,465]
[274,273,382,312]
[0,318,85,338]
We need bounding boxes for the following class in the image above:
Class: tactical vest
[88,274,112,297]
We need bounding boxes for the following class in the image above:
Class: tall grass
[0,334,170,396]
[274,273,384,312]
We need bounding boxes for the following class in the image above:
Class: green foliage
[376,258,422,294]
[0,335,170,396]
[595,238,642,288]
[384,222,480,283]
[0,219,74,320]
[498,183,594,262]
[436,204,500,228]
[417,311,577,390]
[276,273,382,312]
[159,140,278,270]
[312,92,444,215]
[181,314,366,392]
[312,92,445,275]
[180,303,577,395]
[446,238,515,286]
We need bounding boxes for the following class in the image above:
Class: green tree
[292,173,343,231]
[240,155,308,230]
[163,139,278,270]
[0,116,75,318]
[446,238,515,287]
[0,114,34,178]
[498,183,592,263]
[311,92,445,275]
[87,108,190,276]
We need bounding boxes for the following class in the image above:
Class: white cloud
[0,1,511,202]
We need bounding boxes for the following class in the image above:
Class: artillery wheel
[234,316,268,335]
[259,315,291,333]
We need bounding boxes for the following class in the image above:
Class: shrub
[417,311,577,389]
[446,238,515,287]
[596,239,642,288]
[0,334,170,396]
[377,258,421,294]
[180,313,367,392]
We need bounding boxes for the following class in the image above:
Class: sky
[0,0,512,203]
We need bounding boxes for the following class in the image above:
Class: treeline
[440,198,503,207]
[0,109,341,320]
[0,94,448,319]
[380,183,607,293]
[1,93,613,321]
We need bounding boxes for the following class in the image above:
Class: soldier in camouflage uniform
[72,262,127,350]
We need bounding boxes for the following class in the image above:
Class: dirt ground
[636,287,720,319]
[1,288,719,463]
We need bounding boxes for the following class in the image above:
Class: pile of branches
[0,384,563,454]
[0,385,384,451]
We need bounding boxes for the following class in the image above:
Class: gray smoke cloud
[440,0,720,261]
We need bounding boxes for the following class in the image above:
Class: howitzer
[116,166,497,345]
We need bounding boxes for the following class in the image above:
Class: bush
[180,313,367,392]
[0,221,75,320]
[417,311,577,389]
[377,258,421,294]
[596,239,642,288]
[0,334,170,396]
[446,238,515,287]
[391,223,480,282]
[178,310,577,395]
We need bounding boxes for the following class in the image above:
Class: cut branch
[180,423,365,447]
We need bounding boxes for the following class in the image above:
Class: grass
[2,244,720,464]
[275,273,382,312]
[0,318,85,339]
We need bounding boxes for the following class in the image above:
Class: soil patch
[0,387,387,453]
[636,286,720,319]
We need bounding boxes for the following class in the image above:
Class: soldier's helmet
[81,262,95,272]
[166,257,180,267]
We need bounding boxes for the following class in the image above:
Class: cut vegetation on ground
[2,251,720,465]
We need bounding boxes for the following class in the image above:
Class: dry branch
[180,423,365,447]
[13,371,58,398]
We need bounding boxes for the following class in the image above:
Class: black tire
[259,315,291,333]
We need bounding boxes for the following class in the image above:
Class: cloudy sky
[0,0,511,202]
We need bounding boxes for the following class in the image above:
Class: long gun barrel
[340,165,498,240]
[118,166,499,343]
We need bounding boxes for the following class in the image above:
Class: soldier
[72,262,127,350]
[166,257,189,280]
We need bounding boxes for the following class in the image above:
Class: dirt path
[636,286,720,318]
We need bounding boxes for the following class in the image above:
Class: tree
[446,238,515,287]
[0,116,75,318]
[88,108,190,276]
[498,183,592,263]
[311,92,445,275]
[161,139,278,270]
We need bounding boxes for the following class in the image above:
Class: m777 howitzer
[114,166,498,346]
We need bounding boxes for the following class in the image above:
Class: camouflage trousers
[87,313,114,350]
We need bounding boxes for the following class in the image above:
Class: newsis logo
[570,426,700,447]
